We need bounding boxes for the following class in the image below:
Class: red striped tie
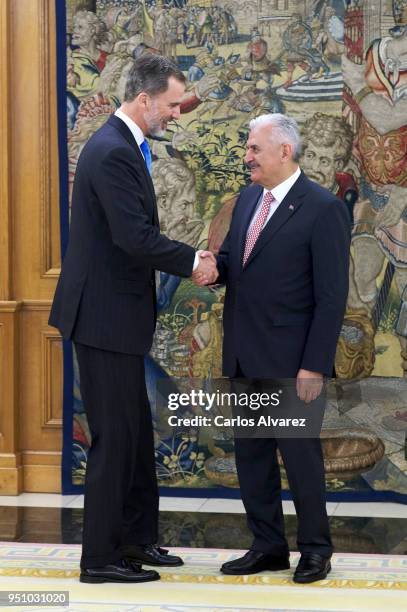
[243,191,275,266]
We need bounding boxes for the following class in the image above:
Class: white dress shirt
[114,108,146,156]
[247,166,302,233]
[114,109,200,271]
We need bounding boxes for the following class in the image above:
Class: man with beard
[193,113,350,583]
[49,53,217,584]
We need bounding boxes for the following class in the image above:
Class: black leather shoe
[293,553,331,583]
[221,550,290,575]
[80,558,160,583]
[122,544,184,567]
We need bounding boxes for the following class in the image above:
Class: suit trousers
[75,343,159,569]
[233,362,333,558]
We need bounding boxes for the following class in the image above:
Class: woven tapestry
[58,0,407,501]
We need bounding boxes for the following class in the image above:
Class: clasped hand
[192,250,218,286]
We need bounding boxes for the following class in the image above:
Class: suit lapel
[243,172,308,268]
[107,115,159,226]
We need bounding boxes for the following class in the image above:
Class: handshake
[192,250,218,286]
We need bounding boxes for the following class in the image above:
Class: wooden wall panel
[0,0,63,494]
[19,303,62,492]
[41,330,63,429]
[19,303,62,451]
[39,0,61,278]
[0,303,23,494]
[0,0,12,300]
[12,0,60,300]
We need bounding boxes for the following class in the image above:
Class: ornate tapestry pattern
[63,0,407,499]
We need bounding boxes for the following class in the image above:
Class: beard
[145,105,169,138]
[148,122,167,138]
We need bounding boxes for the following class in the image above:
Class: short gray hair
[249,113,302,161]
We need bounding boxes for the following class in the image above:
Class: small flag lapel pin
[288,204,294,210]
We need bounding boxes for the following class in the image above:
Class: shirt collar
[263,166,301,204]
[114,108,145,147]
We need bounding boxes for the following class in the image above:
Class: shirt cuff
[193,253,200,271]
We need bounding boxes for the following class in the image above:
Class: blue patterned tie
[140,139,152,175]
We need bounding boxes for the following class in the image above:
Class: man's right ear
[137,92,149,109]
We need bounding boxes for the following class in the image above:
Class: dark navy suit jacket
[49,115,195,354]
[217,171,350,378]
